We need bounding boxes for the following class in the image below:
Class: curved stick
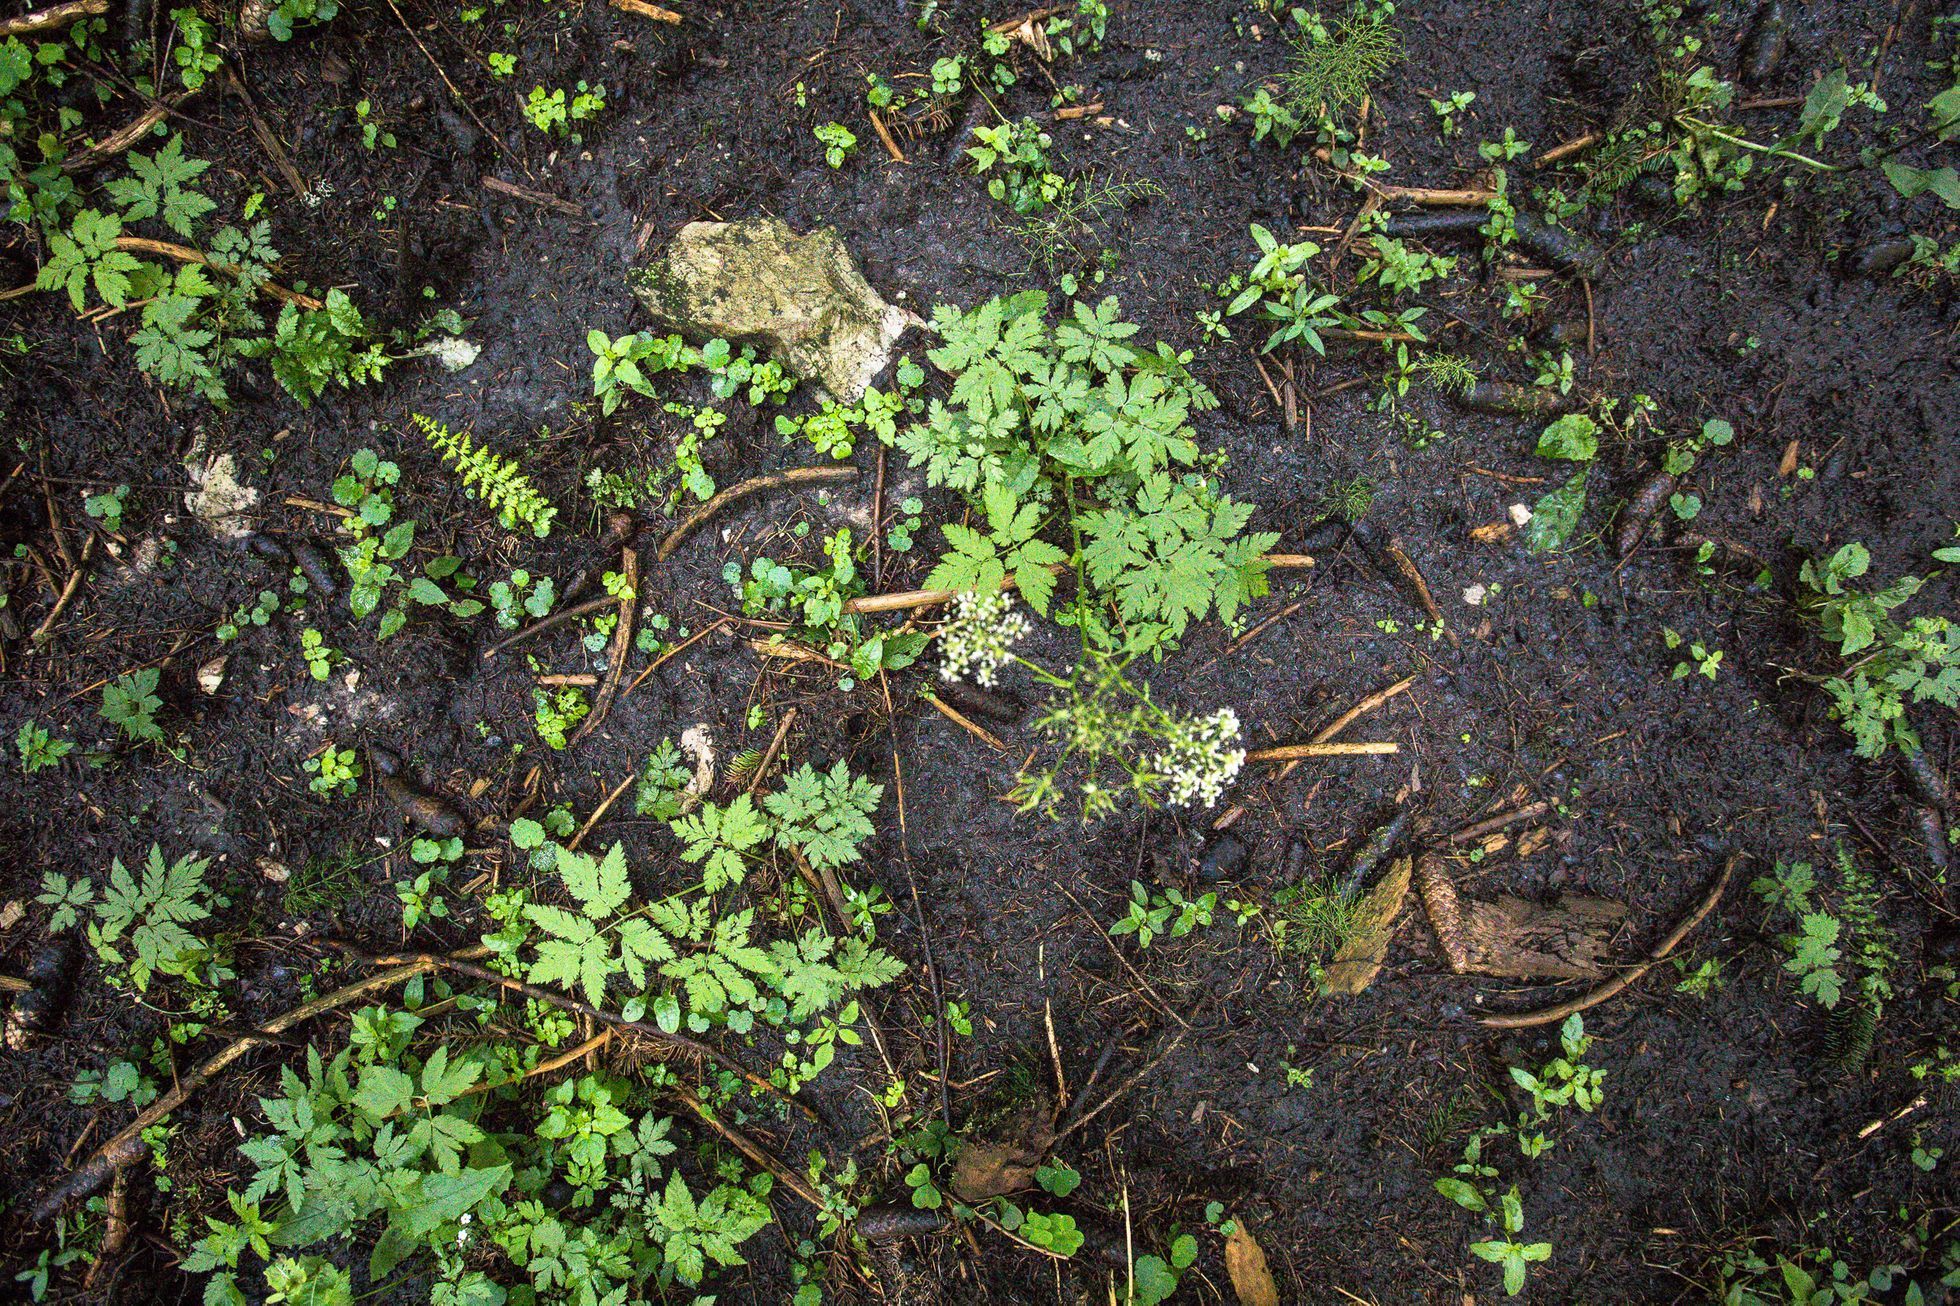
[658,465,858,562]
[1478,856,1738,1030]
[30,951,467,1222]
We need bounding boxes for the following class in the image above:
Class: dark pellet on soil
[1741,0,1792,84]
[1851,239,1919,279]
[1616,468,1680,557]
[1197,832,1249,882]
[288,541,339,599]
[856,1203,949,1242]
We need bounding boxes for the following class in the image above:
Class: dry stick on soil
[1477,856,1737,1030]
[63,94,191,174]
[221,68,308,201]
[345,947,801,1112]
[82,1172,130,1290]
[923,690,1008,751]
[0,0,105,38]
[1533,132,1602,167]
[624,615,730,696]
[658,465,858,561]
[113,236,323,308]
[379,0,499,152]
[29,533,95,645]
[668,1081,824,1207]
[29,951,464,1222]
[746,707,799,796]
[482,175,583,218]
[1214,673,1417,830]
[567,771,637,852]
[567,545,639,746]
[1369,182,1495,206]
[481,593,616,659]
[1059,884,1191,1031]
[609,0,683,22]
[1441,799,1554,846]
[869,109,906,163]
[1244,740,1398,761]
[846,553,1317,615]
[1054,1030,1187,1142]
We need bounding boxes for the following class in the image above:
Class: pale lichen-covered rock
[633,218,910,402]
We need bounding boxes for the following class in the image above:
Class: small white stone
[1462,583,1487,607]
[1508,502,1533,527]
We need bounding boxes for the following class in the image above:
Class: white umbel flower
[1151,706,1245,808]
[937,589,1031,687]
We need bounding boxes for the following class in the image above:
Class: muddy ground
[2,0,1958,1302]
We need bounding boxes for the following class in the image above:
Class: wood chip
[1225,1220,1281,1306]
[1319,856,1412,995]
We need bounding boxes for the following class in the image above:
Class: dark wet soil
[3,0,1958,1302]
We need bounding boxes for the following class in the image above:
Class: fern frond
[413,413,558,538]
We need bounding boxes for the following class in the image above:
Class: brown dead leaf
[949,1096,1055,1202]
[1777,440,1800,478]
[1516,826,1552,858]
[1225,1219,1280,1306]
[1469,521,1513,544]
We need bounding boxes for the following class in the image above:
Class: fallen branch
[658,465,858,561]
[30,950,465,1222]
[847,552,1315,615]
[481,593,616,659]
[483,175,584,219]
[609,0,682,22]
[670,1081,823,1207]
[1369,182,1495,206]
[1245,740,1398,762]
[1477,855,1737,1029]
[567,545,638,746]
[924,689,1008,752]
[0,0,106,39]
[64,94,192,174]
[746,707,799,795]
[114,236,322,309]
[28,532,94,645]
[344,946,802,1113]
[868,109,906,163]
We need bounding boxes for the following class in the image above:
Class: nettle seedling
[521,81,606,135]
[303,745,361,798]
[1662,627,1723,680]
[329,448,484,638]
[815,122,858,168]
[17,720,74,773]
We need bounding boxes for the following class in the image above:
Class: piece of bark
[1320,856,1412,995]
[950,1095,1054,1202]
[1225,1219,1281,1306]
[1416,856,1625,979]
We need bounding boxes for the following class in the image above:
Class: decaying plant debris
[1,0,1958,1303]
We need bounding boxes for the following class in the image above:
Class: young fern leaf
[414,412,558,537]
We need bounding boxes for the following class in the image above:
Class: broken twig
[658,465,858,561]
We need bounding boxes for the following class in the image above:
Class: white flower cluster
[937,588,1031,687]
[1150,706,1245,808]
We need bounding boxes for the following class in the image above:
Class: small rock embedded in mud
[633,217,912,402]
[1197,832,1249,882]
[184,447,261,542]
[1851,238,1919,279]
[1740,0,1791,85]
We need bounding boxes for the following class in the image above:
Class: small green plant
[967,118,1068,213]
[84,482,128,531]
[522,81,606,135]
[298,628,339,681]
[16,721,73,773]
[1283,3,1402,116]
[355,97,396,150]
[1662,627,1723,680]
[1109,879,1217,949]
[814,122,858,168]
[532,685,591,750]
[415,413,558,537]
[264,0,339,41]
[101,668,165,745]
[1752,847,1895,1023]
[304,745,362,798]
[1798,540,1959,758]
[39,845,230,993]
[488,569,556,630]
[1430,89,1475,136]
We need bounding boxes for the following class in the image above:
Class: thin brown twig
[659,465,858,561]
[567,771,637,851]
[114,236,322,308]
[0,0,105,39]
[746,707,799,796]
[1059,885,1191,1031]
[609,0,683,22]
[29,533,95,646]
[458,1029,614,1101]
[481,594,616,659]
[30,950,469,1222]
[379,0,499,153]
[567,546,638,746]
[624,616,729,695]
[923,690,1008,751]
[670,1082,824,1207]
[1244,740,1398,762]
